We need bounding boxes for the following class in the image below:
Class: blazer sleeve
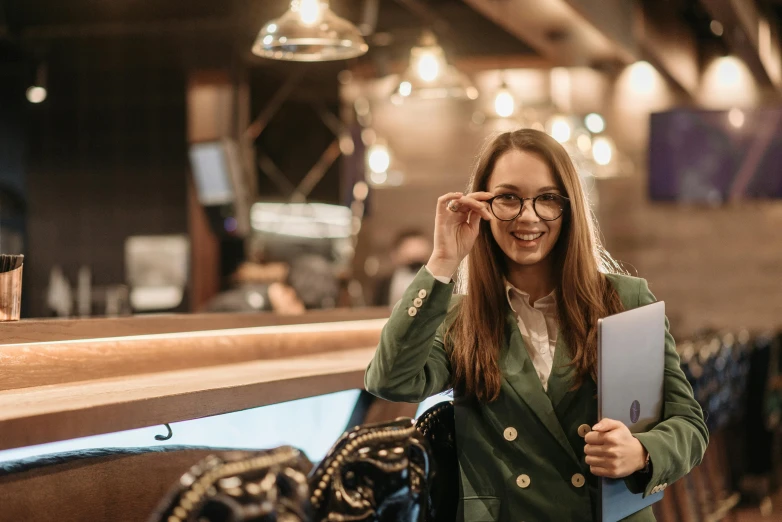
[364,266,458,403]
[629,278,709,497]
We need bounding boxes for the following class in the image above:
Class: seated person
[204,254,338,315]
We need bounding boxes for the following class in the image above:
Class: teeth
[514,232,543,241]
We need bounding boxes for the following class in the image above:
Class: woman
[364,129,708,521]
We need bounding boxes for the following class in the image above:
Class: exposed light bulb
[26,86,47,104]
[297,0,322,25]
[628,61,657,96]
[494,89,515,118]
[577,133,592,153]
[714,57,742,89]
[416,52,440,82]
[399,81,412,97]
[592,137,613,166]
[728,108,745,128]
[353,181,369,201]
[368,143,390,173]
[550,117,572,143]
[584,113,605,134]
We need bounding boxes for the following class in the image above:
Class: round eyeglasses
[487,193,570,221]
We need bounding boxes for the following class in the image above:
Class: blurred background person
[373,229,433,307]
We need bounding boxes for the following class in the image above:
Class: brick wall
[596,175,782,339]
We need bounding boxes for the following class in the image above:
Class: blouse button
[516,474,531,489]
[417,289,427,298]
[413,297,423,308]
[571,473,585,488]
[503,427,518,441]
[407,307,417,317]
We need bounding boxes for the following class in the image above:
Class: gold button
[571,473,585,488]
[417,289,427,298]
[516,474,530,488]
[504,427,517,441]
[413,297,423,307]
[407,307,417,317]
[577,424,591,438]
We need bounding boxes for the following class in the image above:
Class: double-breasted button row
[651,482,668,494]
[407,289,428,316]
[514,472,584,490]
[505,425,584,490]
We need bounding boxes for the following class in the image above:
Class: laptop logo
[630,400,641,423]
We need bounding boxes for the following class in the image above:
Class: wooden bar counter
[0,309,390,452]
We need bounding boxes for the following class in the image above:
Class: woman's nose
[517,199,539,222]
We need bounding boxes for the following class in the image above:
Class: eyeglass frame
[486,193,570,222]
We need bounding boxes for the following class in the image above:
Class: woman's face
[487,149,565,269]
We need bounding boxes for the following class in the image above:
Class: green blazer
[365,268,708,521]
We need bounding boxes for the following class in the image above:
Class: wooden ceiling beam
[463,0,635,68]
[464,0,701,97]
[701,0,782,92]
[636,1,700,97]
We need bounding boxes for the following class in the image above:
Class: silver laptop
[597,300,666,522]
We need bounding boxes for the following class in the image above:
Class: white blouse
[425,266,558,390]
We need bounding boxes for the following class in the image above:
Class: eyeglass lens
[491,194,565,221]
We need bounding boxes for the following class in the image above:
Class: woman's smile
[511,230,545,247]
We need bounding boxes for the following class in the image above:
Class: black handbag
[309,418,433,522]
[148,446,313,522]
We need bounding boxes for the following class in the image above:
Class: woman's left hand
[584,419,648,478]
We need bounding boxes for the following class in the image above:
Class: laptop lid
[598,300,666,522]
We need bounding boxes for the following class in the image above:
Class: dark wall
[250,63,342,205]
[0,74,26,198]
[25,36,189,316]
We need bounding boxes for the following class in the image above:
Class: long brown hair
[447,129,626,402]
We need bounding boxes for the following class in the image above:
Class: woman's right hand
[427,191,494,278]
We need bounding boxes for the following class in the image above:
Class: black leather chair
[149,446,313,522]
[144,403,458,522]
[309,417,432,522]
[415,401,458,522]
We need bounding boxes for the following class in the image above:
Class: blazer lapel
[546,332,596,415]
[545,332,576,409]
[501,313,579,465]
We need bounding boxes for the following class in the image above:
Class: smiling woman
[364,129,709,521]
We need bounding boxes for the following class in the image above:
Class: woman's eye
[539,193,557,201]
[498,194,517,201]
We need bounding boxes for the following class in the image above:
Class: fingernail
[592,423,602,430]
